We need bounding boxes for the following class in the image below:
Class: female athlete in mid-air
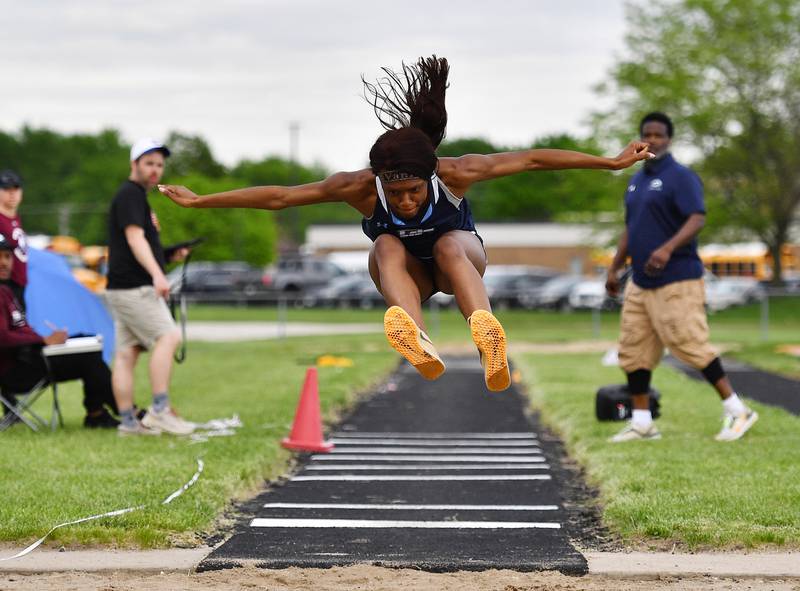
[160,56,652,392]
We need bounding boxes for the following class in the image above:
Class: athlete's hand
[158,184,200,208]
[611,141,655,170]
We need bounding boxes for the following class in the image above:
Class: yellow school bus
[592,242,798,281]
[699,243,797,281]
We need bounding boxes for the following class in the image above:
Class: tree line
[0,128,629,266]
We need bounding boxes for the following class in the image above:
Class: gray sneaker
[610,422,662,443]
[715,409,758,441]
[117,420,161,437]
[141,407,195,435]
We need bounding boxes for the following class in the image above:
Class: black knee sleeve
[701,357,725,385]
[626,369,652,395]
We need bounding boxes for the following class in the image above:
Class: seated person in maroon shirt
[0,234,119,428]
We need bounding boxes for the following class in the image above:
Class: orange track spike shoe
[383,306,446,380]
[469,309,510,392]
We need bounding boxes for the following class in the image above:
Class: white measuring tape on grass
[0,458,204,562]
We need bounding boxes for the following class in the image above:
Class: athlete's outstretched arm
[440,141,654,190]
[159,169,375,210]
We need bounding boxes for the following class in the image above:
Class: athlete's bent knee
[373,234,404,259]
[432,235,465,263]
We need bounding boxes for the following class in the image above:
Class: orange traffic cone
[281,367,334,453]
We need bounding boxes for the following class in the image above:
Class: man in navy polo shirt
[606,112,758,443]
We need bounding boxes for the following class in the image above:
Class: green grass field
[0,335,395,548]
[517,352,800,549]
[1,297,797,550]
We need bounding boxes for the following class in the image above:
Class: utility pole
[288,121,301,250]
[58,204,72,236]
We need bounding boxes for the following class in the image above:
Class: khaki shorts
[618,279,717,373]
[105,286,177,352]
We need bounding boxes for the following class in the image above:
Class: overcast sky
[3,0,632,172]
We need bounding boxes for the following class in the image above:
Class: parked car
[264,256,347,293]
[567,278,618,310]
[721,277,766,303]
[354,279,385,309]
[520,274,581,310]
[705,276,765,311]
[167,261,266,297]
[429,291,455,308]
[483,266,560,309]
[302,273,374,308]
[782,275,800,293]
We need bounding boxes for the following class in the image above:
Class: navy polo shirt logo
[648,179,664,191]
[628,184,636,192]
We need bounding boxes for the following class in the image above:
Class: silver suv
[265,256,347,293]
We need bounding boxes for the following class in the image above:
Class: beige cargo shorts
[618,278,717,373]
[104,286,177,352]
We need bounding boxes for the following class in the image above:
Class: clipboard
[43,336,103,357]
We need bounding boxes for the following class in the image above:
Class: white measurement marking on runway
[334,432,536,439]
[330,439,538,447]
[262,502,560,511]
[291,475,551,482]
[250,518,560,529]
[304,464,550,471]
[310,455,546,462]
[328,448,541,455]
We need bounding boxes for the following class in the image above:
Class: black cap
[0,170,22,189]
[0,233,13,251]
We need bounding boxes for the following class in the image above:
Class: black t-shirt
[107,180,167,289]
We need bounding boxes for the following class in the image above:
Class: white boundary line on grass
[0,458,204,562]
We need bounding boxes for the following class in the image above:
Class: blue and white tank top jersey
[362,174,481,260]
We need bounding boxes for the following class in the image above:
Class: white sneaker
[118,420,161,437]
[141,407,195,435]
[610,422,662,442]
[715,409,758,441]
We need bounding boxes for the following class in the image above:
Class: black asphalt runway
[200,356,588,574]
[665,355,800,415]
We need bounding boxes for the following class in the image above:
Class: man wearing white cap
[105,139,193,436]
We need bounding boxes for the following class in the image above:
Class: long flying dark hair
[364,56,450,178]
